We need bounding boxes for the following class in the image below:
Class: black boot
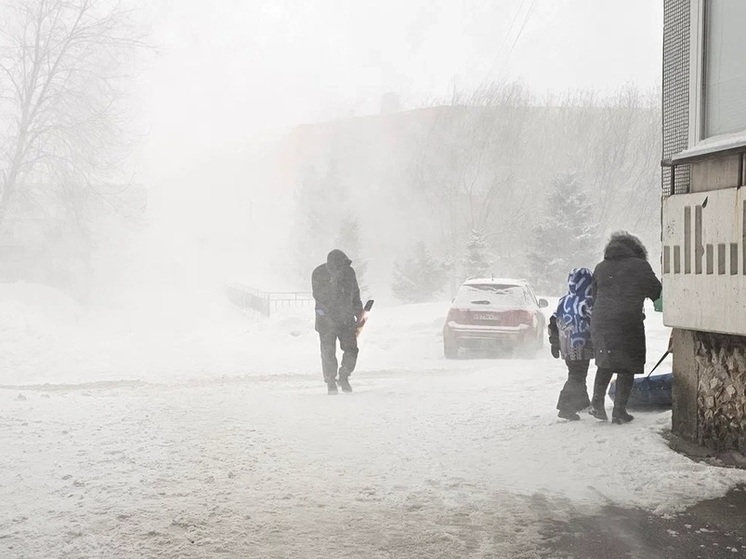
[327,382,339,395]
[558,410,581,421]
[589,406,608,421]
[557,361,591,415]
[611,412,634,424]
[338,375,352,393]
[589,368,613,421]
[612,373,634,424]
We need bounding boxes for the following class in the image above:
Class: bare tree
[409,81,534,265]
[546,85,661,234]
[0,0,144,233]
[406,81,660,279]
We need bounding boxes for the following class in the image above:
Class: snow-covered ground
[1,283,746,558]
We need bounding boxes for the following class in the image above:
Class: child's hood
[567,267,593,298]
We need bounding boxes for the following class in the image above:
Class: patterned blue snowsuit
[548,268,594,415]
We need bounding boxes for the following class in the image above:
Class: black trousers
[557,359,591,413]
[592,367,634,414]
[319,326,359,383]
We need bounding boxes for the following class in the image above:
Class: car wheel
[444,339,459,359]
[515,336,541,359]
[533,333,544,350]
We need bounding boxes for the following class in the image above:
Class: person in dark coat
[311,249,364,395]
[549,267,594,421]
[589,232,662,424]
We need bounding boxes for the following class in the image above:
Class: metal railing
[225,284,314,317]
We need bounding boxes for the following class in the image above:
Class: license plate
[473,313,498,321]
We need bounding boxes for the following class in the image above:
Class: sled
[608,348,673,408]
[608,373,673,408]
[356,299,374,338]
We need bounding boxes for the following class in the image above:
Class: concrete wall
[671,328,698,442]
[662,187,746,336]
[673,328,746,452]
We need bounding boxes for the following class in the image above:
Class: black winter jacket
[312,249,363,332]
[590,233,662,373]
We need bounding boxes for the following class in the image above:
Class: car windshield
[454,284,528,308]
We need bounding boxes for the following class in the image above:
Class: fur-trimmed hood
[603,231,648,261]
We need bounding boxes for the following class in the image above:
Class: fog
[13,3,742,558]
[0,0,667,307]
[123,0,664,305]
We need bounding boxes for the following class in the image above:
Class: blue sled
[608,373,673,408]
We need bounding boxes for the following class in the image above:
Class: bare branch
[0,0,147,232]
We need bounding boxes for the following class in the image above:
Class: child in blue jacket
[548,268,594,420]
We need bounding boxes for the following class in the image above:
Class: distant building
[272,100,660,297]
[662,1,746,452]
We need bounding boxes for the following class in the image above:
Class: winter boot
[338,376,352,393]
[611,411,635,424]
[588,405,608,421]
[558,410,581,421]
[589,368,613,421]
[611,373,634,424]
[327,382,339,395]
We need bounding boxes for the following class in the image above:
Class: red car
[443,278,549,358]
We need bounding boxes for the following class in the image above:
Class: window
[702,0,746,138]
[682,0,746,158]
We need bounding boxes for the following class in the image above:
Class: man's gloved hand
[551,345,560,359]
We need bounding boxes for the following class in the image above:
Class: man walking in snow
[312,249,364,394]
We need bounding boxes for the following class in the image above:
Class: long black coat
[312,249,363,333]
[590,234,662,374]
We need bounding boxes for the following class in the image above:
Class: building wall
[671,329,698,442]
[663,0,746,452]
[662,188,746,336]
[673,329,746,452]
[690,155,742,192]
[695,332,746,452]
[662,0,691,195]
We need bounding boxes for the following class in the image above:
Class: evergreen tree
[463,228,491,279]
[392,241,448,303]
[528,172,599,295]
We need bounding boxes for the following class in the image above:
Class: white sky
[140,0,663,154]
[121,0,666,296]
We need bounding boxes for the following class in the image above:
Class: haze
[128,0,664,299]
